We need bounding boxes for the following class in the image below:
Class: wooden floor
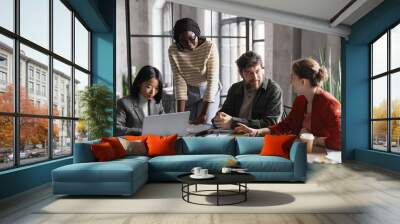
[1,162,400,224]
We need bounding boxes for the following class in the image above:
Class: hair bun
[317,66,328,82]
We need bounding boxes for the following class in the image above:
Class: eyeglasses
[178,32,197,47]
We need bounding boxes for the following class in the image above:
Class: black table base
[181,183,249,206]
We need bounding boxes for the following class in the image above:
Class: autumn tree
[0,84,60,151]
[372,99,400,143]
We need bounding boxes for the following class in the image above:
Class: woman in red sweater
[234,57,341,151]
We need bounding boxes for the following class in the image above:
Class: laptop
[142,111,190,136]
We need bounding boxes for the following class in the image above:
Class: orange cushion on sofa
[260,135,297,159]
[146,135,178,157]
[101,137,126,158]
[124,135,148,142]
[91,142,118,161]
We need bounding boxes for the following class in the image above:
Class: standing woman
[116,65,164,136]
[234,58,341,151]
[168,18,220,124]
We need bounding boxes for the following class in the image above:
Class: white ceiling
[171,0,384,37]
[223,0,352,22]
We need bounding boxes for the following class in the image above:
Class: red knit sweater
[269,89,342,150]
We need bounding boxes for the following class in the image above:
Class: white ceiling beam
[330,0,368,27]
[170,0,351,37]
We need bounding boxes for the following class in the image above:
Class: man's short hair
[236,51,263,72]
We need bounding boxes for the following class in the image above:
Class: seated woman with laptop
[234,57,341,154]
[116,65,164,136]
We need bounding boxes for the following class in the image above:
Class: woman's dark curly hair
[130,65,163,103]
[172,18,205,49]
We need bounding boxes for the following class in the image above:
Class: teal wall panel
[0,158,72,199]
[344,0,400,170]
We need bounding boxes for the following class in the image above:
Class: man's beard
[245,80,261,90]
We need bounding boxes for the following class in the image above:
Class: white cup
[191,167,202,176]
[221,167,232,173]
[199,169,208,176]
[300,133,315,153]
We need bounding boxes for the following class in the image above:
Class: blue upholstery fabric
[177,137,235,155]
[236,137,264,155]
[52,158,148,195]
[73,140,100,163]
[149,154,235,173]
[235,155,293,172]
[289,141,307,181]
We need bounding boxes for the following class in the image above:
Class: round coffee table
[177,173,255,206]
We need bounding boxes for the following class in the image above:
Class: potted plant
[79,84,114,140]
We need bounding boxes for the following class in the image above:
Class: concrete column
[130,0,150,77]
[116,0,127,99]
[264,22,273,80]
[272,24,295,107]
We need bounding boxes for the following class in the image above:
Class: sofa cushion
[235,137,264,155]
[236,155,293,172]
[178,137,235,155]
[260,135,297,159]
[118,137,147,156]
[101,137,127,158]
[91,142,118,161]
[52,158,147,183]
[147,135,178,157]
[148,154,235,172]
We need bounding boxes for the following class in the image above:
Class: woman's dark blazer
[116,95,164,136]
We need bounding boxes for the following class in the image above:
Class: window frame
[126,1,251,109]
[369,20,400,154]
[0,0,92,171]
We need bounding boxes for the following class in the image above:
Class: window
[20,0,49,49]
[0,0,91,170]
[0,71,6,85]
[28,67,34,80]
[35,70,41,81]
[36,83,41,95]
[370,23,400,154]
[75,18,89,70]
[0,35,13,113]
[0,0,14,31]
[125,1,254,111]
[0,55,7,67]
[0,54,8,87]
[53,0,72,60]
[28,81,34,94]
[53,59,72,117]
[42,85,46,97]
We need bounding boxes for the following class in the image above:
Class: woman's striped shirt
[168,40,219,102]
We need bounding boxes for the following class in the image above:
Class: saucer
[190,174,215,179]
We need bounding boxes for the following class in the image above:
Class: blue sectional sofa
[52,137,306,196]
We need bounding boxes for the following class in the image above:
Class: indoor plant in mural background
[318,47,342,103]
[79,84,114,140]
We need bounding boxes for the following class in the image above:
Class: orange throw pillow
[146,135,178,157]
[91,142,117,161]
[101,137,126,158]
[124,135,148,141]
[260,135,297,159]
